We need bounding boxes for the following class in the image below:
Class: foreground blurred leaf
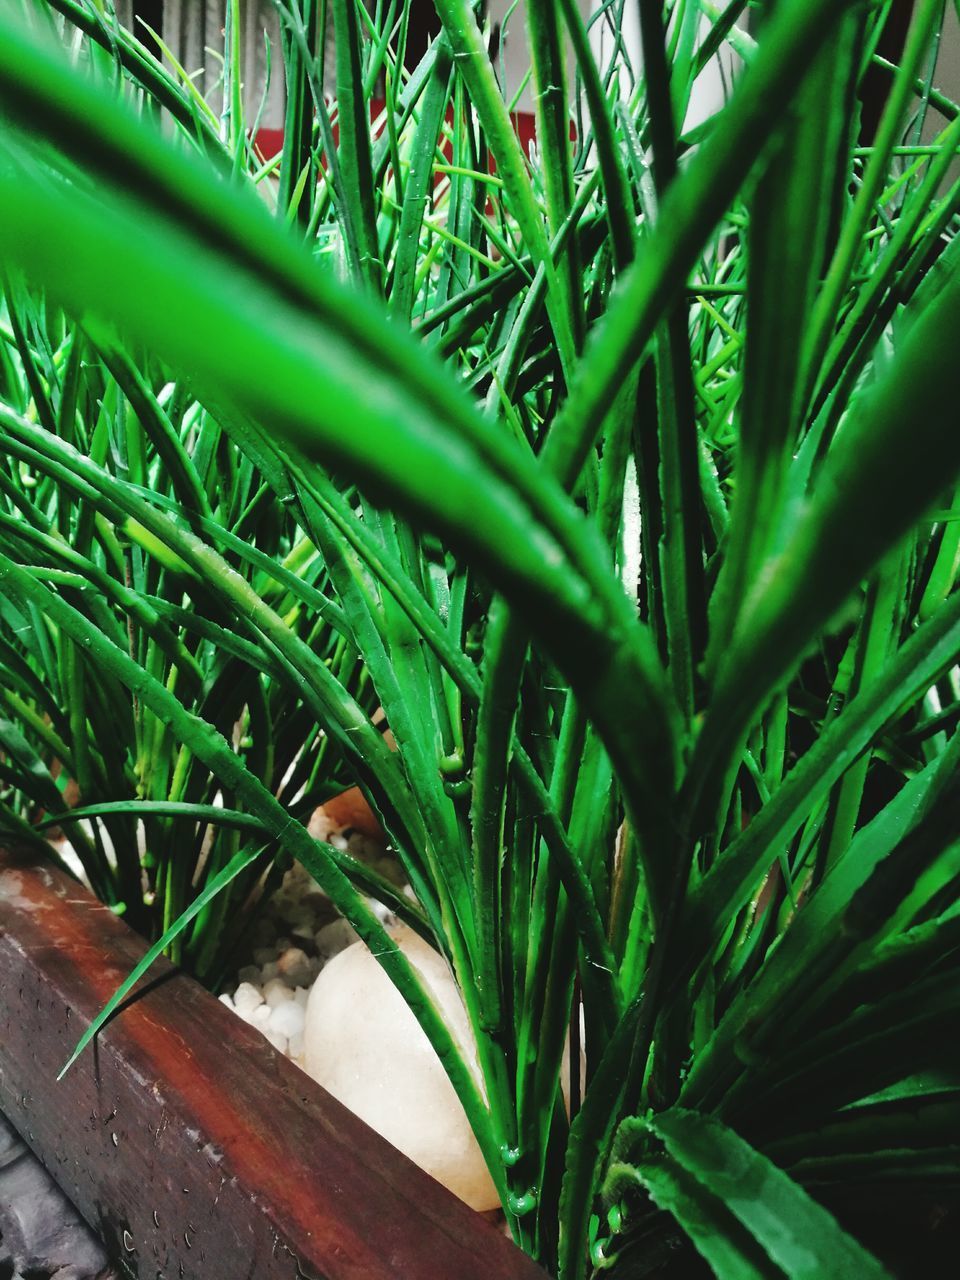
[0,11,677,836]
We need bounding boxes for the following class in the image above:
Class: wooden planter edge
[0,842,546,1280]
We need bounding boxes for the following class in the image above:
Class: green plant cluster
[1,0,959,1275]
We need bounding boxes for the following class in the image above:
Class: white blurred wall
[484,0,739,125]
[155,3,960,152]
[158,0,741,132]
[162,0,288,128]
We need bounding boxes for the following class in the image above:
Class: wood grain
[0,844,546,1280]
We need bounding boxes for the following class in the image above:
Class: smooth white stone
[269,1000,305,1039]
[303,924,499,1211]
[233,982,263,1016]
[293,986,310,1007]
[288,1032,305,1061]
[218,992,234,1009]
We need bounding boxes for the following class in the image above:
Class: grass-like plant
[2,0,960,1274]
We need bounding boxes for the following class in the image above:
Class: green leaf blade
[649,1109,893,1280]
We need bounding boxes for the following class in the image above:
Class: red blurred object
[252,104,543,168]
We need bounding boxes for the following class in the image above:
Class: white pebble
[250,1003,272,1028]
[260,961,280,982]
[218,992,235,1010]
[264,979,294,1008]
[294,986,310,1007]
[268,1001,305,1039]
[302,890,330,912]
[288,1032,305,1061]
[263,1029,288,1054]
[373,857,405,887]
[329,833,348,851]
[316,919,358,959]
[290,902,316,923]
[277,946,313,985]
[307,809,335,841]
[233,983,263,1016]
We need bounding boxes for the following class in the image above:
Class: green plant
[0,270,384,981]
[1,0,960,1275]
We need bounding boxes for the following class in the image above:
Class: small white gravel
[220,809,402,1068]
[263,978,293,1007]
[251,1003,273,1028]
[233,982,264,1016]
[316,918,359,958]
[277,946,314,986]
[269,1000,305,1039]
[264,1029,288,1053]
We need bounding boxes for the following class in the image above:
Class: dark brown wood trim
[0,843,545,1280]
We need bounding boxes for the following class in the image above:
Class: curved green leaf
[691,251,960,832]
[678,583,960,983]
[59,842,264,1079]
[647,1109,892,1279]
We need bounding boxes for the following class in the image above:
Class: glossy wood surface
[0,843,546,1280]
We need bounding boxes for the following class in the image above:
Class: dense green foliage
[1,0,960,1274]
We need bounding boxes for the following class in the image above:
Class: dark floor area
[0,1112,119,1280]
